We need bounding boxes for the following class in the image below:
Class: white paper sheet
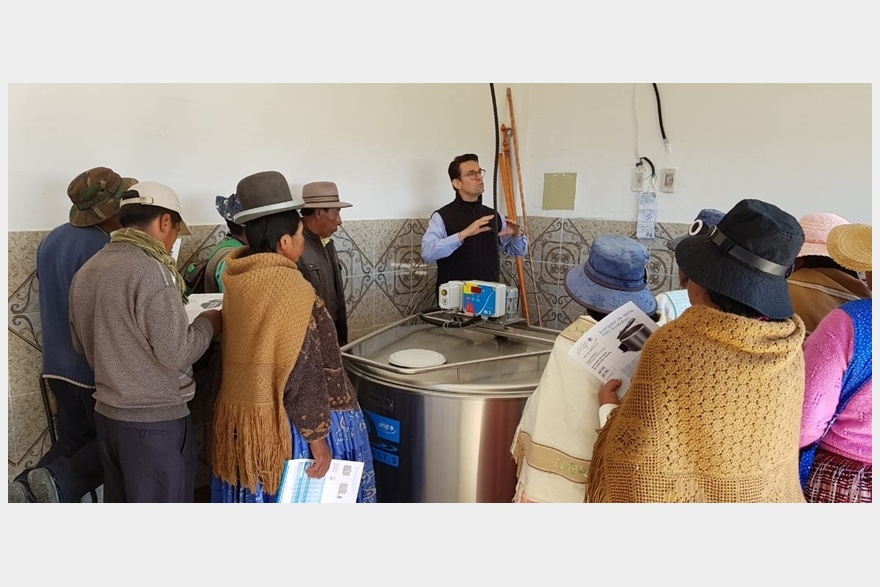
[184,293,223,324]
[276,459,364,503]
[637,191,657,238]
[566,301,659,398]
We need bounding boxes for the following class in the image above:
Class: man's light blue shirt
[421,212,529,263]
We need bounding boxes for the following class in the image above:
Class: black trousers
[95,412,196,503]
[16,378,102,502]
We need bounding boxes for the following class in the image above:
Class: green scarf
[111,228,188,304]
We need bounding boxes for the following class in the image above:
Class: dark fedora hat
[675,198,804,319]
[233,171,304,224]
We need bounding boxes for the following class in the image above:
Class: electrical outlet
[631,167,644,192]
[660,168,677,193]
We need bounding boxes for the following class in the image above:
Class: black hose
[489,83,501,277]
[651,83,668,142]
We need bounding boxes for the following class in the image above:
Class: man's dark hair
[118,192,182,230]
[243,210,302,256]
[447,153,479,182]
[300,208,319,217]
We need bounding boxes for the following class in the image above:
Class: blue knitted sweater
[38,223,110,387]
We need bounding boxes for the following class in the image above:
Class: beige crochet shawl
[211,249,316,495]
[587,305,807,503]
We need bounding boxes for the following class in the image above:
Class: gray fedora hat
[301,181,351,209]
[233,171,304,224]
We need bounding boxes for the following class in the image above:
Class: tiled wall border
[8,216,691,481]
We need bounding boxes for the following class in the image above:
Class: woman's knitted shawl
[587,305,807,503]
[211,249,316,495]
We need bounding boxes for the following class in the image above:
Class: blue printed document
[276,459,364,503]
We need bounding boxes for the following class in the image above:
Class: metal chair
[38,375,100,503]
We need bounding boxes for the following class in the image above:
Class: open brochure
[566,301,659,399]
[184,293,223,324]
[276,459,364,503]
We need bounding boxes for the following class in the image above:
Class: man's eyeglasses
[461,169,486,180]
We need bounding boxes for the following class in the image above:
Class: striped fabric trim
[42,375,96,390]
[788,280,863,302]
[516,431,591,483]
[302,197,352,208]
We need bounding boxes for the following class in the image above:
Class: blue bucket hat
[667,208,725,251]
[565,234,657,316]
[215,193,243,224]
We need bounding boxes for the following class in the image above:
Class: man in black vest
[421,153,528,290]
[297,181,350,345]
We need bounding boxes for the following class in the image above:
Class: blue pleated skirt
[210,408,377,503]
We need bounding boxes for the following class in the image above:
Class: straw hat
[827,223,872,273]
[797,212,850,258]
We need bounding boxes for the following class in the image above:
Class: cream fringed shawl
[211,249,316,495]
[587,305,808,503]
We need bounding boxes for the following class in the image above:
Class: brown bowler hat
[233,171,305,224]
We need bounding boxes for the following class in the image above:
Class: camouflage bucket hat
[67,166,138,227]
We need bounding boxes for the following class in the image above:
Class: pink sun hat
[797,212,850,258]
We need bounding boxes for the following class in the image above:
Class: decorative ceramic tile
[348,327,377,345]
[374,221,421,275]
[8,311,42,354]
[646,250,677,294]
[7,330,43,399]
[344,271,375,327]
[410,218,429,252]
[557,293,588,330]
[333,223,374,281]
[7,231,46,299]
[346,273,376,331]
[409,266,438,314]
[372,272,410,321]
[371,285,406,331]
[8,268,39,315]
[177,224,226,269]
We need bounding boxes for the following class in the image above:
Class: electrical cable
[651,83,670,153]
[632,83,640,161]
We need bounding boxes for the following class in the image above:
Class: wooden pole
[505,88,543,327]
[498,127,531,324]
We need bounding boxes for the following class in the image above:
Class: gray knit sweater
[69,242,215,422]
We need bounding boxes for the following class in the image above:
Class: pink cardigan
[800,308,872,464]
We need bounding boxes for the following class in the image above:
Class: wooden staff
[505,88,543,327]
[498,126,531,324]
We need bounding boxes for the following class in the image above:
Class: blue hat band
[585,261,648,292]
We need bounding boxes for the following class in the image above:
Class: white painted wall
[509,83,872,224]
[7,83,871,231]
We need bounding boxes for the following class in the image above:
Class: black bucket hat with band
[674,198,804,320]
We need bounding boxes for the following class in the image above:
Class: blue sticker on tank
[364,410,400,443]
